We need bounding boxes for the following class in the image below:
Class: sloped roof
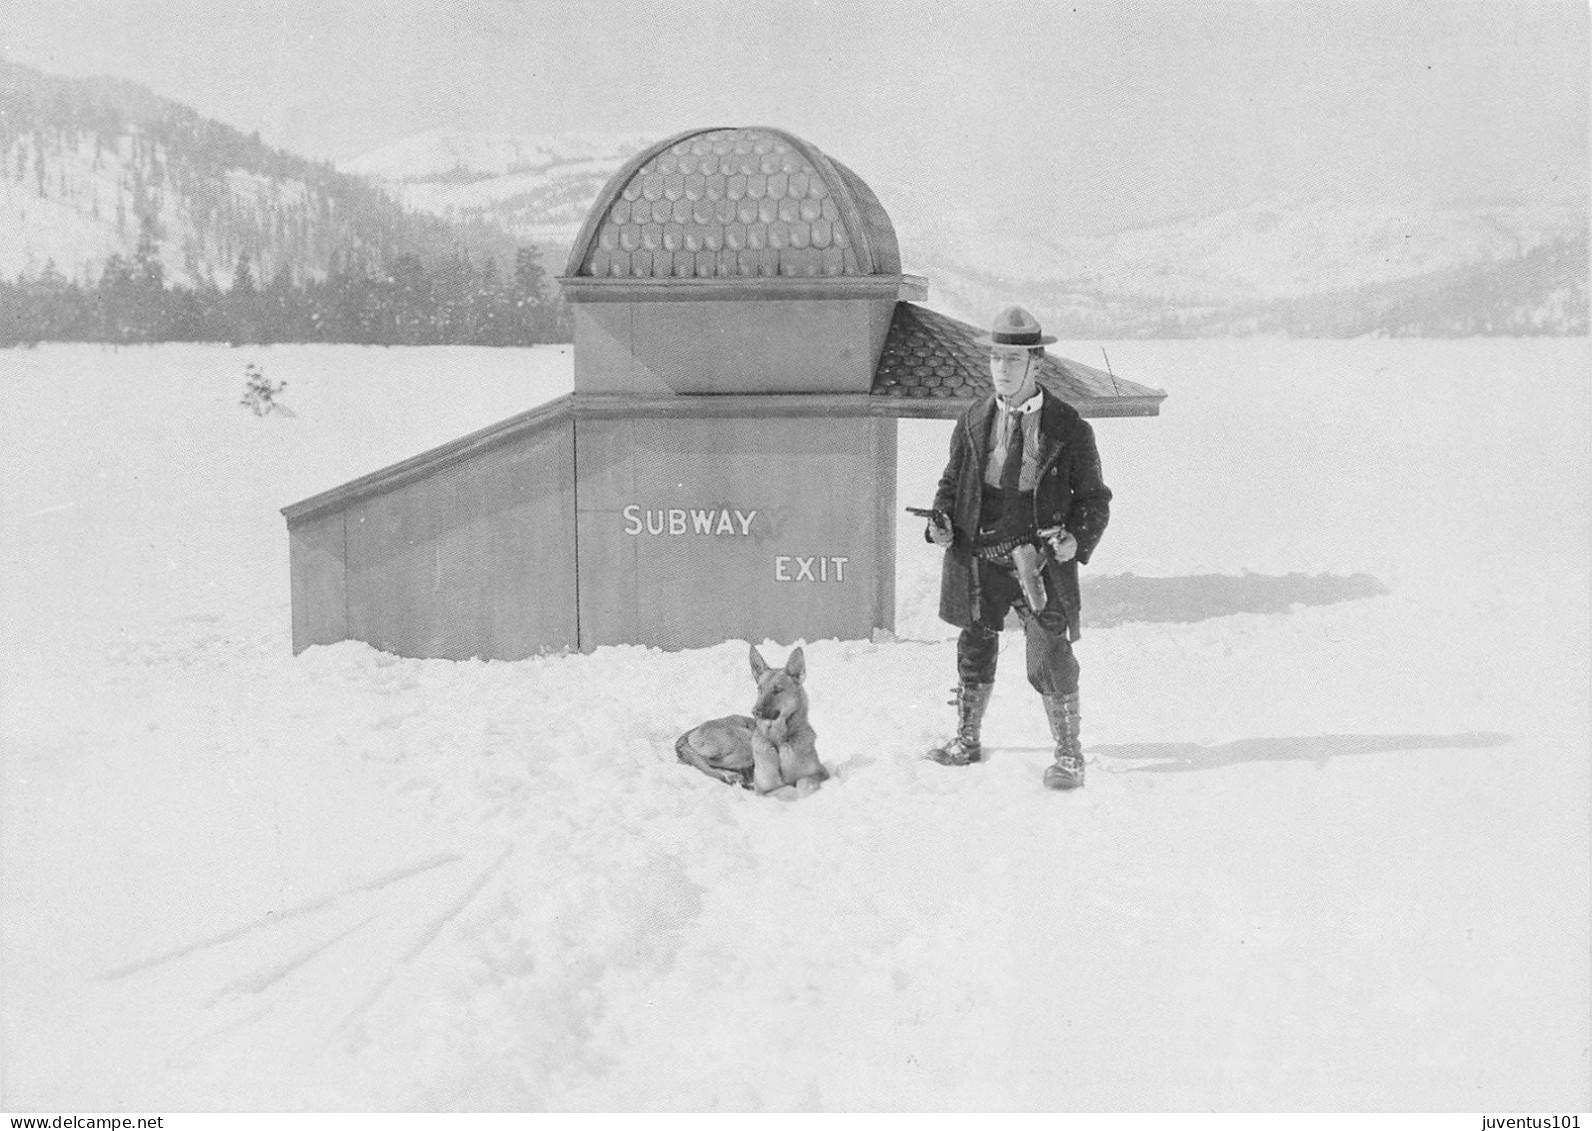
[871,303,1166,417]
[566,127,901,280]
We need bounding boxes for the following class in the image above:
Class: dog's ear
[785,646,806,681]
[749,644,770,680]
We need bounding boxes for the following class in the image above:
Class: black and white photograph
[1,0,1587,1117]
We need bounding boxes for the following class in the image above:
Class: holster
[1009,541,1048,613]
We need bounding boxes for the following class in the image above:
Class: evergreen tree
[97,252,135,340]
[26,260,86,343]
[475,256,509,346]
[264,264,298,343]
[133,215,164,291]
[511,246,550,345]
[230,252,256,296]
[385,253,430,344]
[228,253,259,343]
[130,215,166,341]
[434,249,474,343]
[0,278,22,346]
[164,283,206,342]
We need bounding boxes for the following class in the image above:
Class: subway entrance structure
[282,127,1166,658]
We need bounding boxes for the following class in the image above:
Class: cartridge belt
[972,533,1037,563]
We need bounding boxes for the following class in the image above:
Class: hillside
[0,59,528,290]
[340,128,655,263]
[344,129,1589,337]
[889,191,1590,338]
[6,62,1584,339]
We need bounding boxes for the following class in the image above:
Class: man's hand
[1039,526,1077,562]
[927,513,954,547]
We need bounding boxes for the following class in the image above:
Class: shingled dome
[566,127,901,280]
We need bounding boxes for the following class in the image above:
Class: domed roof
[565,127,901,280]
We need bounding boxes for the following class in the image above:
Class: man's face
[990,347,1036,401]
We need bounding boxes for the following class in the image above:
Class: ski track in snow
[1,341,1587,1111]
[100,851,465,982]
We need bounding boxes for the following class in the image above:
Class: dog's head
[749,644,806,742]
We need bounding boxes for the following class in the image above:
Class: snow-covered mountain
[0,61,526,291]
[0,125,326,288]
[342,128,656,183]
[883,186,1588,327]
[340,129,655,267]
[5,56,1583,338]
[342,128,1590,336]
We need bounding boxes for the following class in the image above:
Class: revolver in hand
[906,506,954,547]
[1037,525,1078,562]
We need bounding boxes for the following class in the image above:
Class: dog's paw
[794,776,823,797]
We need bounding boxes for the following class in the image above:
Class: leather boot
[927,682,993,766]
[1041,693,1085,790]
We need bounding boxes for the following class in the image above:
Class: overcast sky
[2,0,1586,234]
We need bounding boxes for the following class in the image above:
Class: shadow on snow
[1080,570,1389,628]
[1091,731,1511,773]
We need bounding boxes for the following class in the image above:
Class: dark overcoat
[931,388,1112,639]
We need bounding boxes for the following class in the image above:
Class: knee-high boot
[1041,692,1084,790]
[928,682,994,766]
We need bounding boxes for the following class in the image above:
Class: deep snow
[2,340,1587,1112]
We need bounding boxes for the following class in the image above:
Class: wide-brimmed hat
[974,305,1057,348]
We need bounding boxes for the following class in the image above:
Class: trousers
[956,558,1080,696]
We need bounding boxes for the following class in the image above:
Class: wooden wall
[564,276,909,397]
[285,405,579,659]
[288,509,348,650]
[574,409,897,650]
[571,298,878,395]
[285,397,897,658]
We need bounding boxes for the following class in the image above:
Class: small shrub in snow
[240,363,293,417]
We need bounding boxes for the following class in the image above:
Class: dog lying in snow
[675,645,829,799]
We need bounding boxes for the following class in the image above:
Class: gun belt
[973,535,1035,562]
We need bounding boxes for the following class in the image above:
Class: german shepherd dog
[675,645,829,798]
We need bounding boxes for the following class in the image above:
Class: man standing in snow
[924,306,1112,789]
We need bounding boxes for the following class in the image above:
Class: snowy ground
[2,339,1588,1112]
